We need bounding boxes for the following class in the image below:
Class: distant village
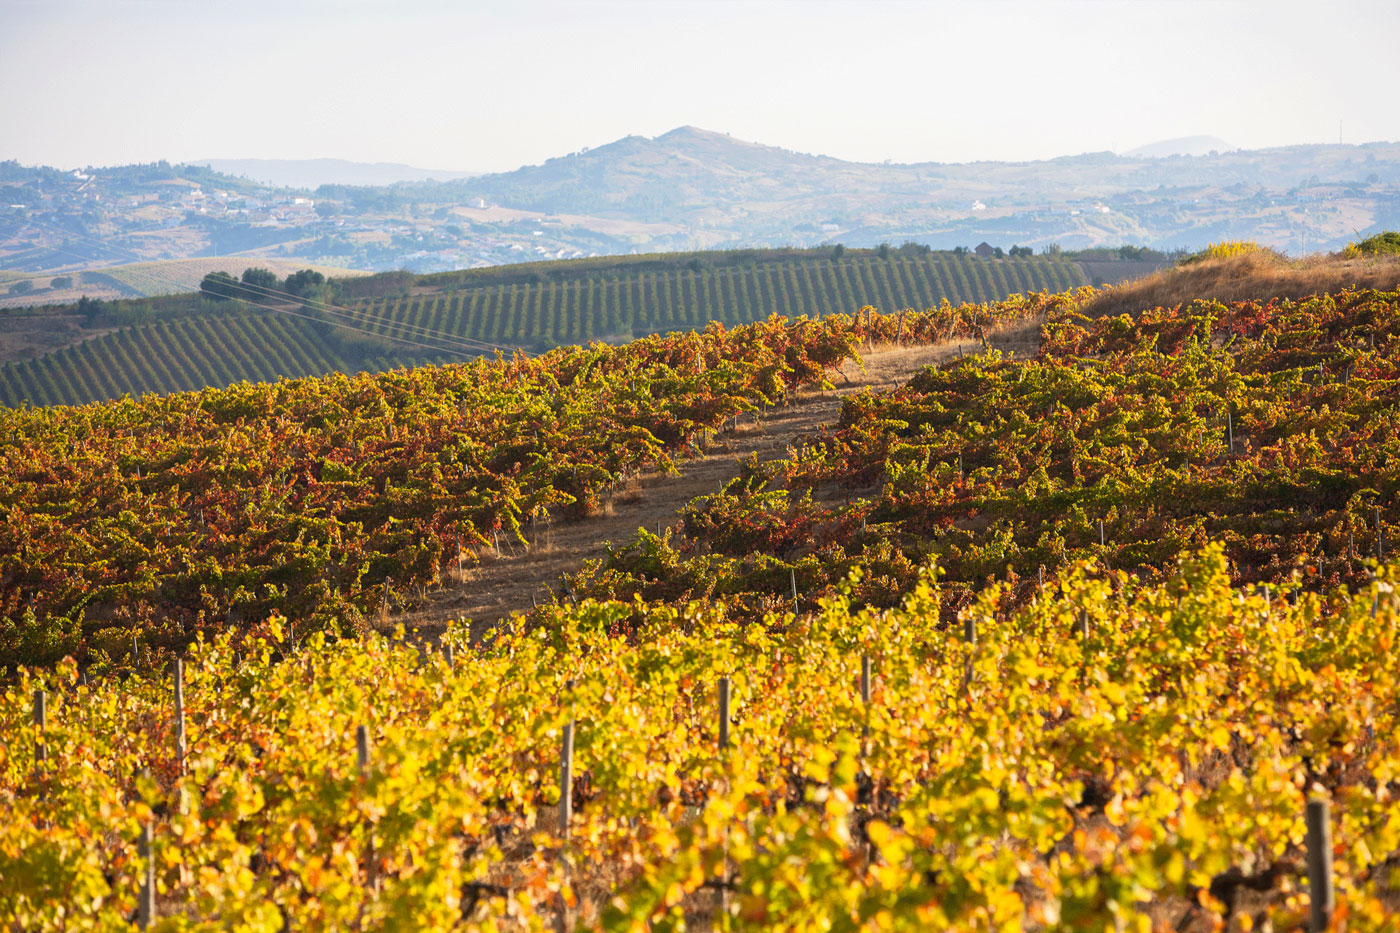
[2,138,1397,281]
[0,166,609,277]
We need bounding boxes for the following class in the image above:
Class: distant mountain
[195,158,478,188]
[4,129,1400,279]
[1124,136,1234,158]
[458,126,856,220]
[436,126,1400,252]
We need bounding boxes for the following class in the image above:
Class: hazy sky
[3,0,1398,173]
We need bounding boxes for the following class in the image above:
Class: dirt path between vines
[394,321,1042,640]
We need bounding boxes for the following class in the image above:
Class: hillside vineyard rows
[568,288,1400,624]
[4,302,1008,668]
[2,280,1399,929]
[4,551,1399,929]
[0,253,1084,407]
[0,312,437,407]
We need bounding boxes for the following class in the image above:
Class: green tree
[831,244,845,260]
[8,279,34,296]
[50,275,74,289]
[241,267,281,294]
[284,269,326,299]
[199,271,239,300]
[76,296,107,323]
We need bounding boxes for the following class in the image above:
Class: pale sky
[2,0,1398,173]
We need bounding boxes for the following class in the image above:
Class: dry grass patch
[1082,249,1400,319]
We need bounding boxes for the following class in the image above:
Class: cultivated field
[2,250,1398,930]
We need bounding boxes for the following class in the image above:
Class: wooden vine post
[553,678,577,933]
[32,688,46,767]
[717,676,731,750]
[559,680,575,840]
[716,675,733,920]
[1377,506,1385,561]
[137,821,155,928]
[558,720,574,839]
[356,725,378,891]
[1306,797,1334,931]
[173,660,186,773]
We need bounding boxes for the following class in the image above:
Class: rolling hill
[0,257,363,309]
[5,130,1399,278]
[195,158,479,188]
[0,247,1086,407]
[2,253,1398,929]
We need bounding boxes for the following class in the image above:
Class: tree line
[199,267,327,303]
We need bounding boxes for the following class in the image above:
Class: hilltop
[1122,135,1233,158]
[4,130,1400,279]
[195,157,480,188]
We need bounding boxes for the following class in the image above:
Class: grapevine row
[2,549,1396,928]
[1,254,1083,407]
[0,308,905,667]
[567,286,1400,625]
[0,311,418,407]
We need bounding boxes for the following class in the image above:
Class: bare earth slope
[397,321,1043,639]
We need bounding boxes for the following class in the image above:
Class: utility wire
[200,275,528,357]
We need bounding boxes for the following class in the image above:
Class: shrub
[1179,241,1262,265]
[1341,231,1400,258]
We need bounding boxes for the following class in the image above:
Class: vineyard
[565,286,1400,625]
[3,264,1400,928]
[0,310,439,407]
[361,252,1085,348]
[0,250,1085,407]
[0,307,929,668]
[3,549,1397,930]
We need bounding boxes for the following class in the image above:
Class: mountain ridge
[195,157,480,188]
[4,128,1400,277]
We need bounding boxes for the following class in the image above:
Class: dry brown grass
[1080,249,1400,319]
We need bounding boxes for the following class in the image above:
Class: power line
[204,275,527,357]
[215,292,482,360]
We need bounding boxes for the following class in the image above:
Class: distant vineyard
[96,257,360,298]
[0,252,1084,406]
[0,311,434,407]
[356,253,1086,348]
[0,258,361,310]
